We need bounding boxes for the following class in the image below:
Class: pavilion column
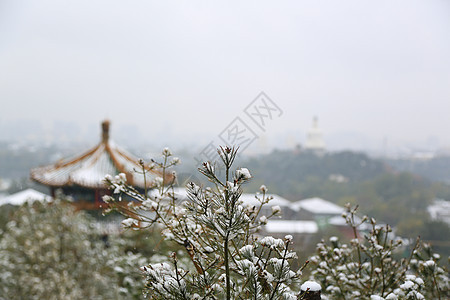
[95,189,100,207]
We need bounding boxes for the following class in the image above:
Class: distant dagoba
[305,116,326,153]
[31,120,167,209]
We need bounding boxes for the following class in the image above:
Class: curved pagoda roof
[31,120,163,189]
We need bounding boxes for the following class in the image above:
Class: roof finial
[102,120,110,142]
[313,116,318,128]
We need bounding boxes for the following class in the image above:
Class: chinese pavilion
[31,120,163,209]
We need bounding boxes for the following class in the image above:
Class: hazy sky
[1,1,449,152]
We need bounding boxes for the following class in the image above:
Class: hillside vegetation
[242,150,450,253]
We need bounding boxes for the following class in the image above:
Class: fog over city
[1,3,450,298]
[1,0,449,154]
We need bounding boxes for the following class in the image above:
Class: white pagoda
[304,116,325,153]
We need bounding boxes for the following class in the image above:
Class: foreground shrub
[0,198,148,300]
[309,205,449,299]
[105,146,312,299]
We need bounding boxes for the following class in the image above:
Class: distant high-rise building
[305,116,325,153]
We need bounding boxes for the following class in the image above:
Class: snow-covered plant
[408,243,449,299]
[108,249,150,299]
[105,146,311,299]
[0,198,118,299]
[309,204,449,299]
[0,197,151,300]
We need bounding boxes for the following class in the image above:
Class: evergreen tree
[105,146,310,299]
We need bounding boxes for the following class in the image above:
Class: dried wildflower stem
[392,237,420,288]
[431,270,441,299]
[141,160,148,199]
[350,207,363,275]
[251,191,266,223]
[269,240,290,300]
[224,162,232,300]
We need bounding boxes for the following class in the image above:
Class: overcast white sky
[1,0,449,152]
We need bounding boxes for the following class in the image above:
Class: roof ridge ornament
[102,120,110,142]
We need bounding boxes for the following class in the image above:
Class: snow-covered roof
[148,189,295,211]
[292,197,344,215]
[328,215,372,231]
[327,215,347,226]
[264,220,318,234]
[0,178,12,191]
[31,120,166,189]
[427,199,450,225]
[148,187,188,202]
[240,193,295,209]
[0,189,50,206]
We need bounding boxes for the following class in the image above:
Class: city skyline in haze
[1,1,449,154]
